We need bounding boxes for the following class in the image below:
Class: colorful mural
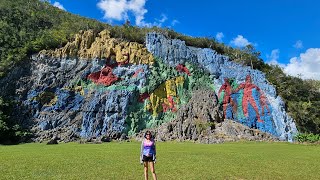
[13,31,297,142]
[146,76,184,116]
[176,64,191,76]
[218,78,237,119]
[218,75,276,135]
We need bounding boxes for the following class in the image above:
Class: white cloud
[171,19,179,26]
[153,14,168,27]
[97,0,131,21]
[97,0,167,27]
[230,35,251,48]
[53,1,66,10]
[293,40,303,49]
[284,48,320,80]
[128,0,148,26]
[215,32,224,42]
[158,14,167,23]
[266,49,285,67]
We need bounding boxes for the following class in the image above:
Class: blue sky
[50,0,320,80]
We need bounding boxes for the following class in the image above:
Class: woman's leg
[144,162,148,180]
[149,161,157,180]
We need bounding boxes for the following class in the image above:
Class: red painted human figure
[176,64,191,76]
[233,75,265,123]
[259,93,271,116]
[218,78,237,119]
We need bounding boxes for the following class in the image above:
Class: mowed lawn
[0,141,320,180]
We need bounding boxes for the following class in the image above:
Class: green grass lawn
[0,141,319,180]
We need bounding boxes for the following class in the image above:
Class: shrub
[0,97,31,144]
[295,133,320,143]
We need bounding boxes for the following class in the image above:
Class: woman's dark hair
[144,130,153,138]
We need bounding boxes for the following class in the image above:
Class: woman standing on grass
[140,130,157,180]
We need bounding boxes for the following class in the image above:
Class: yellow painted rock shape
[38,30,154,65]
[148,76,184,116]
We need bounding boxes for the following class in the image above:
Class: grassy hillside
[0,0,109,77]
[0,142,320,179]
[0,0,319,143]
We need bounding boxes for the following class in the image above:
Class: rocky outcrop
[154,89,223,141]
[0,54,149,142]
[39,30,154,65]
[136,120,278,143]
[134,90,277,143]
[146,32,297,141]
[80,90,135,138]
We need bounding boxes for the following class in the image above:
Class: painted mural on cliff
[0,30,297,142]
[146,32,297,141]
[217,75,276,136]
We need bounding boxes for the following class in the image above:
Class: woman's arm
[154,140,156,156]
[140,140,144,164]
[153,140,157,163]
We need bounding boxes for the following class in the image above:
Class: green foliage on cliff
[0,0,108,77]
[110,25,267,71]
[0,0,281,79]
[263,65,320,134]
[0,97,30,144]
[0,98,9,134]
[0,0,108,143]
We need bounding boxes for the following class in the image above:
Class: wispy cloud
[267,49,280,64]
[215,32,224,42]
[53,1,66,10]
[158,14,167,23]
[171,19,179,26]
[284,48,320,80]
[266,49,285,68]
[293,40,303,49]
[230,35,251,48]
[154,14,168,27]
[97,0,169,27]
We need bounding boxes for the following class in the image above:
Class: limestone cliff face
[146,33,298,141]
[135,90,277,143]
[0,30,298,142]
[0,57,146,141]
[0,30,155,142]
[39,30,154,65]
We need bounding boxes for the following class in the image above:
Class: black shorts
[142,155,154,162]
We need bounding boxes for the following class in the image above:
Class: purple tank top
[143,140,155,156]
